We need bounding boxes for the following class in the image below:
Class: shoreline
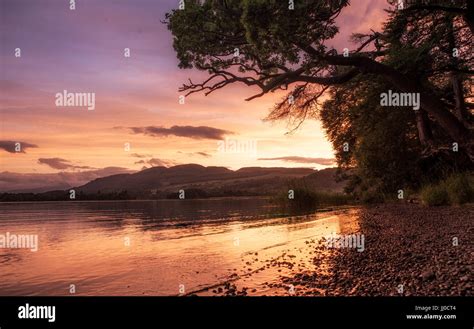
[283,203,473,296]
[0,202,471,296]
[198,203,472,296]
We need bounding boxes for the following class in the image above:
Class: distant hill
[76,164,345,197]
[0,165,347,201]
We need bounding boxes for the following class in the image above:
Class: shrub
[360,189,385,204]
[421,184,450,206]
[288,188,319,212]
[421,173,473,206]
[444,173,473,205]
[275,186,352,214]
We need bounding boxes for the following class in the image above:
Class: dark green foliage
[165,0,348,72]
[445,173,473,205]
[421,173,473,206]
[421,184,450,206]
[320,75,425,196]
[274,179,352,213]
[0,190,132,202]
[166,188,209,199]
[276,188,351,213]
[165,1,473,199]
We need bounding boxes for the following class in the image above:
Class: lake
[0,198,359,296]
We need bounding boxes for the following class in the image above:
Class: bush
[275,186,352,214]
[288,188,320,212]
[421,184,449,206]
[360,189,385,204]
[420,173,473,206]
[444,173,473,205]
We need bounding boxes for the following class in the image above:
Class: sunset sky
[0,0,388,191]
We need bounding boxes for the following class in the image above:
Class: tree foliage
[165,0,473,194]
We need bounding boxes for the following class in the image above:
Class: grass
[273,172,473,210]
[420,184,450,206]
[420,173,473,206]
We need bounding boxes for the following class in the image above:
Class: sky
[0,0,389,191]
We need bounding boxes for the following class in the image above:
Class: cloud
[134,157,177,168]
[195,151,211,157]
[0,140,38,153]
[258,156,335,166]
[127,125,234,140]
[130,153,152,158]
[176,151,212,157]
[37,158,95,170]
[0,167,135,192]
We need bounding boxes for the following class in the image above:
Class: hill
[76,164,346,198]
[0,165,346,201]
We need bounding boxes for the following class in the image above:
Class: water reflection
[0,199,359,296]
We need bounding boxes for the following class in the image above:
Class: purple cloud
[0,140,38,153]
[38,158,95,170]
[128,125,234,140]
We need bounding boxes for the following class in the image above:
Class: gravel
[287,203,473,296]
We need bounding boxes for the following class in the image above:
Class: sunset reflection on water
[0,199,359,296]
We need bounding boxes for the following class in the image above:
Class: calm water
[0,198,359,296]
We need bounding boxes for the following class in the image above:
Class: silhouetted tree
[165,0,473,192]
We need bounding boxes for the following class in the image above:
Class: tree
[165,0,473,188]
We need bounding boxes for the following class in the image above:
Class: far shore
[0,195,273,203]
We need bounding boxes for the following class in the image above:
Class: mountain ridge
[76,164,344,196]
[0,165,347,200]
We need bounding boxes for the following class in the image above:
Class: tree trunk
[415,110,433,146]
[447,18,468,123]
[452,73,468,122]
[327,56,473,162]
[296,44,474,161]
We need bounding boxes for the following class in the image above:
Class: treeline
[0,190,132,202]
[0,188,265,202]
[164,188,263,199]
